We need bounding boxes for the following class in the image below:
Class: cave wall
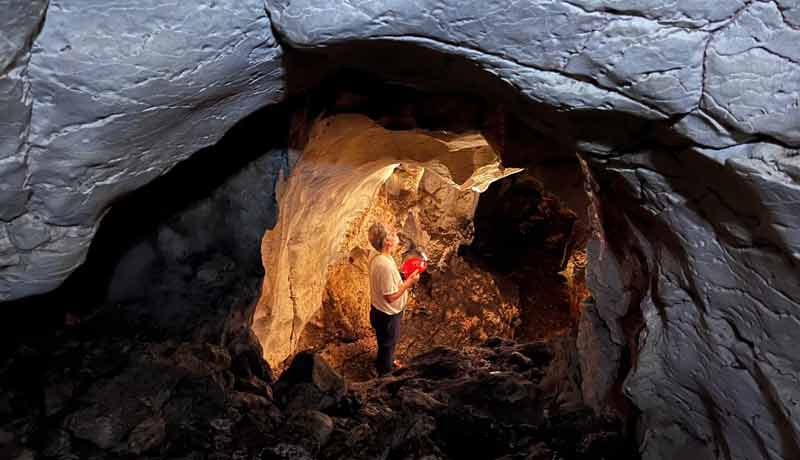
[82,143,288,342]
[0,0,284,301]
[0,106,292,359]
[1,1,799,459]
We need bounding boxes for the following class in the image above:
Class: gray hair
[368,222,388,252]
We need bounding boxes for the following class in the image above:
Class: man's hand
[384,269,422,304]
[406,269,421,286]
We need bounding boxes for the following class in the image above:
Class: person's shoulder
[370,253,386,268]
[372,254,394,269]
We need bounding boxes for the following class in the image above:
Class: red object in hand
[401,257,428,279]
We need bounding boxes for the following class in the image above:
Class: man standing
[367,222,420,376]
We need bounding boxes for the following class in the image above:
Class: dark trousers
[369,306,403,375]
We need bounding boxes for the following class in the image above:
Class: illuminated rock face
[286,154,526,381]
[1,2,799,459]
[253,114,519,367]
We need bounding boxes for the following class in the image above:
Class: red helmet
[401,256,428,279]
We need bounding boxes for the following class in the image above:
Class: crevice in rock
[772,0,800,31]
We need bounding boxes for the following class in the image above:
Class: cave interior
[0,59,654,460]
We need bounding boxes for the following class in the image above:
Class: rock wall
[0,0,284,301]
[1,1,799,459]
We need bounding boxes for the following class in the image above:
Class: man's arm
[383,269,420,304]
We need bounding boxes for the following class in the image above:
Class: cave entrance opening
[251,80,595,381]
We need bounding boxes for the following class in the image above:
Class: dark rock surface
[0,336,280,460]
[260,340,634,460]
[303,338,635,460]
[0,329,633,460]
[274,351,348,413]
[0,0,48,224]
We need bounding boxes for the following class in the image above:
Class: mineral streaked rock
[0,0,48,223]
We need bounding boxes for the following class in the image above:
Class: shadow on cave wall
[461,170,584,339]
[283,40,690,165]
[0,103,291,357]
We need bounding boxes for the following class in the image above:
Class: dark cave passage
[462,169,590,341]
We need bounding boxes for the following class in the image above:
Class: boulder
[274,352,346,412]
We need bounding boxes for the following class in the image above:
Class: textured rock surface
[0,0,48,223]
[305,338,635,460]
[586,146,800,460]
[266,0,799,148]
[0,0,284,301]
[273,351,347,413]
[0,336,279,460]
[253,341,635,460]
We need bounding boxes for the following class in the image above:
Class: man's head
[368,222,399,253]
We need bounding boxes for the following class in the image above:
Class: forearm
[383,278,413,304]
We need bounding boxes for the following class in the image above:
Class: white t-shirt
[369,254,407,315]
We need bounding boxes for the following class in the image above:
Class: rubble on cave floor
[0,331,280,460]
[0,320,637,460]
[265,337,637,460]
